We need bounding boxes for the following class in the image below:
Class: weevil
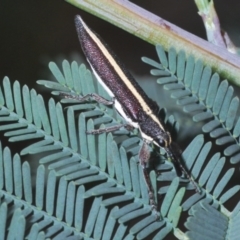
[69,15,200,217]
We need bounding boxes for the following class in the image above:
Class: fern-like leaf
[143,45,240,164]
[2,55,240,239]
[0,61,191,239]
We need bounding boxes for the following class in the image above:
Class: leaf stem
[67,0,240,86]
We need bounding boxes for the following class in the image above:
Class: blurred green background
[1,0,239,88]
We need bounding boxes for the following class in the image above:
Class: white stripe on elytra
[91,66,139,129]
[91,60,158,146]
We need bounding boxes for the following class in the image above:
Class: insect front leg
[60,92,136,135]
[60,92,115,105]
[139,140,160,219]
[86,123,134,135]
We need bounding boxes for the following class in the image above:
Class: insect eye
[157,138,166,148]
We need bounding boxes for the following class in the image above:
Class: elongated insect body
[74,15,200,216]
[75,16,169,147]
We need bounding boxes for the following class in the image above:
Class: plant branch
[66,0,240,86]
[194,0,238,54]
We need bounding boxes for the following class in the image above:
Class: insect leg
[60,92,114,105]
[139,141,160,219]
[86,123,134,135]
